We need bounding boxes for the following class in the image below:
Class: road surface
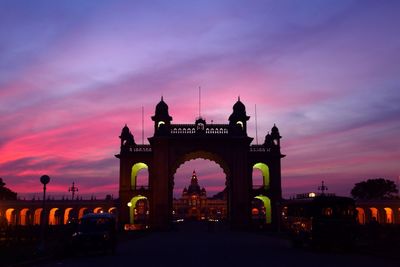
[32,222,398,267]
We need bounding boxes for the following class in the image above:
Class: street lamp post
[39,175,50,253]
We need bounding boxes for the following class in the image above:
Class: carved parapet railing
[133,145,152,152]
[249,145,271,152]
[170,124,229,135]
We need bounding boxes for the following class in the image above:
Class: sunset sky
[0,0,399,199]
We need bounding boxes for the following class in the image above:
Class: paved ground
[32,222,398,267]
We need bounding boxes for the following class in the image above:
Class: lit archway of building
[128,195,148,224]
[108,207,117,215]
[254,195,271,224]
[356,207,365,225]
[78,207,88,219]
[131,163,149,190]
[172,152,229,222]
[370,207,379,223]
[93,207,103,213]
[49,208,62,225]
[20,208,30,226]
[34,208,42,225]
[253,163,269,190]
[5,208,16,225]
[64,208,74,224]
[384,207,393,224]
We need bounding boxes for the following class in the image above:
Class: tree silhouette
[351,178,398,200]
[0,178,17,200]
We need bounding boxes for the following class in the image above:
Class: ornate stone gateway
[116,98,285,230]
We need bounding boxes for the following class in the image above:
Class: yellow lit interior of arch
[253,163,270,190]
[254,195,271,224]
[158,121,165,128]
[236,121,243,129]
[129,195,148,224]
[131,163,149,189]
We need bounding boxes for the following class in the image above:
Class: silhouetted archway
[173,157,227,221]
[116,98,284,229]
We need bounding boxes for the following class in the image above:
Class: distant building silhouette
[173,170,227,221]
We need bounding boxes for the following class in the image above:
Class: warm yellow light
[309,192,316,198]
[127,202,132,207]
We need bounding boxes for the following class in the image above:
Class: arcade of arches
[0,200,117,227]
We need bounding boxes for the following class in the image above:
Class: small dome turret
[271,124,280,139]
[228,97,250,134]
[264,132,273,147]
[270,123,281,148]
[232,97,246,114]
[119,124,135,150]
[152,97,173,135]
[154,96,169,116]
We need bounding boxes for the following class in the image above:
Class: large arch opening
[131,163,149,190]
[253,163,270,190]
[356,207,365,225]
[252,195,271,224]
[128,195,149,226]
[172,151,229,222]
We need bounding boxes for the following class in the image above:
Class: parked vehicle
[71,213,117,254]
[282,195,357,249]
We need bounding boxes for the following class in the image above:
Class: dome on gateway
[155,96,169,115]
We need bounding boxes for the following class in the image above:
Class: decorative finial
[318,181,328,195]
[238,96,240,101]
[161,96,164,101]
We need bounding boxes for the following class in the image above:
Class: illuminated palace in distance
[116,97,285,229]
[172,170,227,221]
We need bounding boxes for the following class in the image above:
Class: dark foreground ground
[22,222,398,267]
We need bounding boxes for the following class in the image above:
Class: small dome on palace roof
[155,97,169,113]
[232,97,246,113]
[271,123,279,133]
